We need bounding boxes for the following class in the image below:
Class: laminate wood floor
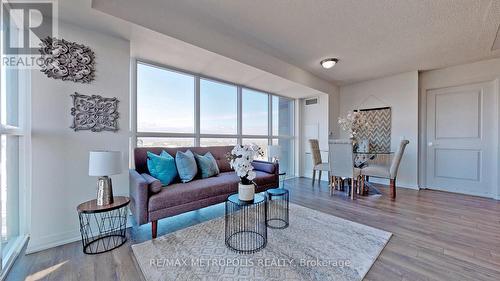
[7,178,500,281]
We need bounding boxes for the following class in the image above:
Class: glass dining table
[354,151,393,168]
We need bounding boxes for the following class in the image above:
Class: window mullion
[237,86,242,145]
[194,76,200,146]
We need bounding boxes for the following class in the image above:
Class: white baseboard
[26,229,82,254]
[27,216,135,254]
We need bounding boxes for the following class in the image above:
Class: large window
[242,89,268,135]
[0,19,28,273]
[137,64,195,133]
[200,79,237,134]
[135,62,295,176]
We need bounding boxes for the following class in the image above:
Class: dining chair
[360,140,409,200]
[308,139,330,186]
[328,139,361,200]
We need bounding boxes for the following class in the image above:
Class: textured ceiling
[56,0,327,98]
[93,0,500,85]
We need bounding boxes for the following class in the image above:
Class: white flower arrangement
[227,144,265,185]
[338,111,370,138]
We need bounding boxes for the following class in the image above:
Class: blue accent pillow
[175,150,198,183]
[146,151,177,186]
[194,152,220,179]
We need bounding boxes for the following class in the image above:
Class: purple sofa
[129,146,279,238]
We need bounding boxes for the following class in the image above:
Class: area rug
[132,203,392,281]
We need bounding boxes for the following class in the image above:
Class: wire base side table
[225,194,267,254]
[266,188,289,229]
[77,196,129,254]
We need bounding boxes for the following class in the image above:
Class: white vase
[238,182,255,201]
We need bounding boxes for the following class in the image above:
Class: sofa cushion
[134,146,234,174]
[175,150,198,183]
[146,151,177,186]
[149,172,240,211]
[194,152,220,178]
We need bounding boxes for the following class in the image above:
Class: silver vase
[96,176,114,206]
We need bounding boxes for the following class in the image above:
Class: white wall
[420,58,500,199]
[28,22,130,253]
[329,86,341,138]
[338,71,419,188]
[300,94,329,178]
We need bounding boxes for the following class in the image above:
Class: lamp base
[96,176,114,206]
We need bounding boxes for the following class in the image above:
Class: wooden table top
[77,196,130,214]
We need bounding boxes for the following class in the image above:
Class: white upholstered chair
[309,139,330,186]
[360,140,409,200]
[328,139,361,200]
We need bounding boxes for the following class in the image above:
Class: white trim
[194,76,200,146]
[0,235,28,281]
[26,229,82,254]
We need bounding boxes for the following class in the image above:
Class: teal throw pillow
[146,151,177,186]
[194,152,220,179]
[175,150,198,183]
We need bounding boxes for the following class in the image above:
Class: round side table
[77,196,129,254]
[224,194,267,254]
[266,188,289,229]
[279,172,286,188]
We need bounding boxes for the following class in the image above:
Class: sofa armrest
[252,160,279,175]
[129,169,149,225]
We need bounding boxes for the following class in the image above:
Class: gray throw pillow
[194,152,220,178]
[175,150,198,183]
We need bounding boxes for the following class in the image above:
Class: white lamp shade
[88,151,122,176]
[268,145,281,159]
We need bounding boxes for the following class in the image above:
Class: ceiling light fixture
[320,58,339,69]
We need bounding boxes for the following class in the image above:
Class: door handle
[428,142,439,147]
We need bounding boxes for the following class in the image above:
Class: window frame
[132,60,295,169]
[0,20,31,273]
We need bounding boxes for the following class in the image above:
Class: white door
[426,81,497,197]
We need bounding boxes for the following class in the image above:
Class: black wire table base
[78,202,128,254]
[266,188,289,229]
[225,194,267,254]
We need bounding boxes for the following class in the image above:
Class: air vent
[305,98,318,105]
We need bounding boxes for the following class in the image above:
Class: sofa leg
[152,220,158,239]
[390,179,396,201]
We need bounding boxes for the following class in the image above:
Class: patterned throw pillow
[175,150,198,183]
[194,152,220,179]
[146,151,178,186]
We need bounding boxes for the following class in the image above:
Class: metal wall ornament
[39,37,95,83]
[70,93,119,132]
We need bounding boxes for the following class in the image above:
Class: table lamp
[268,145,281,163]
[89,151,122,206]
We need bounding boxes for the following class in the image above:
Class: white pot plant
[227,144,265,201]
[338,110,371,151]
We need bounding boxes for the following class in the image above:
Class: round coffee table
[224,194,267,254]
[77,196,129,254]
[266,188,289,229]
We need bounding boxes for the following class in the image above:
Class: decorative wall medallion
[39,37,95,83]
[70,93,119,132]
